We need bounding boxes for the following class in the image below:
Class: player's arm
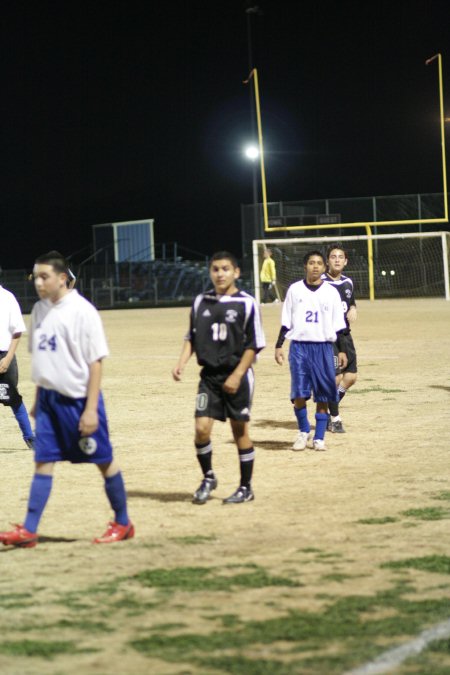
[347,284,357,323]
[274,287,292,364]
[79,359,102,437]
[172,339,193,381]
[0,332,21,374]
[275,326,289,365]
[347,305,357,323]
[223,348,256,394]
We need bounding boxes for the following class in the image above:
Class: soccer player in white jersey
[275,250,347,451]
[0,251,134,547]
[0,268,35,449]
[172,251,265,504]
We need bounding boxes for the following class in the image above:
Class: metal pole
[252,68,269,232]
[426,54,448,222]
[246,7,259,246]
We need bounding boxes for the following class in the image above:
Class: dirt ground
[0,298,449,674]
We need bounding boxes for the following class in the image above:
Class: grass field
[0,299,449,675]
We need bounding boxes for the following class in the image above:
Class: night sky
[1,0,449,268]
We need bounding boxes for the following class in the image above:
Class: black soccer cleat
[192,475,218,505]
[222,485,254,504]
[329,420,345,433]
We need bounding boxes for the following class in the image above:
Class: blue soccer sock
[12,402,34,441]
[104,472,129,526]
[314,412,329,441]
[294,406,310,433]
[24,474,53,533]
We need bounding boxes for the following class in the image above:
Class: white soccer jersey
[281,280,346,343]
[0,285,27,350]
[29,290,109,398]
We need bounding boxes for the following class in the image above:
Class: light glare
[244,145,259,160]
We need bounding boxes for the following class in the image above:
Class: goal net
[253,232,450,302]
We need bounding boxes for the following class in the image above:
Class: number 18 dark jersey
[187,289,266,372]
[321,273,356,333]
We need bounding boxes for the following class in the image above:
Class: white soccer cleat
[312,439,326,451]
[292,431,309,451]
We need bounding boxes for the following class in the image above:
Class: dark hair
[303,250,325,266]
[326,242,348,259]
[35,250,70,275]
[209,251,239,268]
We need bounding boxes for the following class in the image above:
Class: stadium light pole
[425,53,448,223]
[244,68,269,232]
[245,4,262,246]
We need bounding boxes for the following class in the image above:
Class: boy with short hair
[0,271,35,449]
[275,250,347,451]
[172,251,265,504]
[0,251,134,547]
[323,243,358,433]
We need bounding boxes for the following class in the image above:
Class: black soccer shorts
[333,334,357,375]
[195,369,254,422]
[0,353,23,408]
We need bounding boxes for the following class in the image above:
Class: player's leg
[94,459,134,543]
[223,419,255,504]
[310,344,338,450]
[327,344,345,433]
[340,370,357,395]
[83,392,134,543]
[192,416,218,504]
[0,461,54,548]
[1,388,67,546]
[289,342,313,450]
[329,336,357,432]
[192,376,223,504]
[222,369,255,503]
[0,355,35,449]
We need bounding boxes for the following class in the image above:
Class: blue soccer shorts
[288,341,338,403]
[34,388,113,464]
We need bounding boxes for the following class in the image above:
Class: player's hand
[172,365,183,381]
[347,306,357,323]
[0,357,11,374]
[338,352,348,369]
[79,409,99,436]
[275,348,284,365]
[223,372,241,394]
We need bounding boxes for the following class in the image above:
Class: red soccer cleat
[93,521,135,544]
[0,524,38,548]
